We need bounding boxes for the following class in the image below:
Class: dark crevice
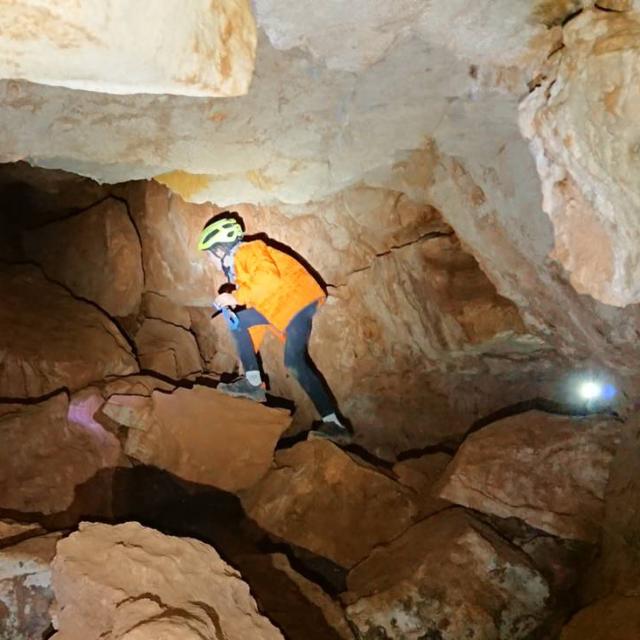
[21,193,116,231]
[396,440,458,462]
[326,230,454,289]
[0,386,69,405]
[561,8,584,26]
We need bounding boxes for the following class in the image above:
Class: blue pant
[230,302,335,417]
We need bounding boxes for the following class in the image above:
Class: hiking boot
[308,420,353,446]
[217,376,267,403]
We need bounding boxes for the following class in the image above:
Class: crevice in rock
[326,230,454,288]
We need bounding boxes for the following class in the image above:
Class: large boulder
[0,392,121,515]
[0,532,62,640]
[521,9,640,307]
[436,411,622,540]
[23,197,144,316]
[241,440,418,567]
[559,596,640,640]
[50,522,283,640]
[110,386,291,492]
[0,265,137,398]
[343,509,550,640]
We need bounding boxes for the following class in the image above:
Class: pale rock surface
[437,411,622,540]
[135,318,202,380]
[50,521,284,640]
[24,197,144,316]
[0,264,137,398]
[112,386,290,492]
[0,0,256,97]
[393,453,452,519]
[344,508,550,640]
[241,440,418,568]
[520,9,640,306]
[0,392,121,515]
[560,596,640,640]
[0,532,62,640]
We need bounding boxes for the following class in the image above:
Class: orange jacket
[233,240,325,350]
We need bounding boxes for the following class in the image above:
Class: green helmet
[198,216,244,251]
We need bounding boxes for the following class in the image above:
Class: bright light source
[579,380,603,401]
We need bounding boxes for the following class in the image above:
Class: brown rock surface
[135,318,202,380]
[241,440,418,567]
[0,520,44,547]
[0,392,121,515]
[0,264,137,398]
[235,553,354,640]
[50,521,284,640]
[344,509,550,640]
[141,292,191,328]
[559,596,640,640]
[23,197,144,317]
[0,532,62,640]
[393,452,452,519]
[437,411,622,540]
[116,386,291,492]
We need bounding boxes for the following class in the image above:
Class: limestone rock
[0,1,256,97]
[235,553,355,640]
[560,596,640,640]
[520,9,640,306]
[436,411,622,541]
[344,509,550,640]
[135,318,202,380]
[142,292,191,328]
[50,521,284,640]
[241,440,418,568]
[0,532,62,640]
[116,386,290,492]
[0,393,121,515]
[0,264,137,398]
[393,452,452,519]
[24,197,144,316]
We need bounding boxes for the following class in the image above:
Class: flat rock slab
[0,532,62,640]
[344,508,550,640]
[50,521,283,640]
[437,411,622,541]
[0,393,121,515]
[241,439,418,568]
[0,264,137,398]
[120,386,291,492]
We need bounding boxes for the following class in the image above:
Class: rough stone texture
[586,415,640,599]
[521,9,640,307]
[0,520,44,547]
[393,453,452,519]
[437,411,621,541]
[50,521,284,640]
[0,393,121,515]
[560,596,640,640]
[0,264,137,398]
[135,318,202,380]
[437,411,622,541]
[112,386,291,492]
[0,0,256,97]
[241,440,418,568]
[235,553,355,640]
[142,292,191,328]
[24,197,144,316]
[344,509,550,640]
[0,532,62,640]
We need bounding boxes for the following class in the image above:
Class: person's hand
[214,292,238,308]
